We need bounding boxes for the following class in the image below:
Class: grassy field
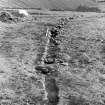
[0,10,105,105]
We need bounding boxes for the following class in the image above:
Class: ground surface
[0,10,105,105]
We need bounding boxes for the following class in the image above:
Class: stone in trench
[35,65,55,75]
[35,65,50,74]
[44,56,55,64]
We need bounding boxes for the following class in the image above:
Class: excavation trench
[35,27,60,105]
[45,76,59,105]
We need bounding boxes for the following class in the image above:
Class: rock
[35,65,57,75]
[56,25,62,29]
[50,38,59,46]
[50,28,59,38]
[44,56,55,64]
[35,65,50,74]
[69,17,74,20]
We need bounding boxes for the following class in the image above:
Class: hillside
[0,0,98,10]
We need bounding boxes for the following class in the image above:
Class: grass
[0,9,105,105]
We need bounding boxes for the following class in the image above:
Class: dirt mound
[0,12,15,23]
[0,11,28,23]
